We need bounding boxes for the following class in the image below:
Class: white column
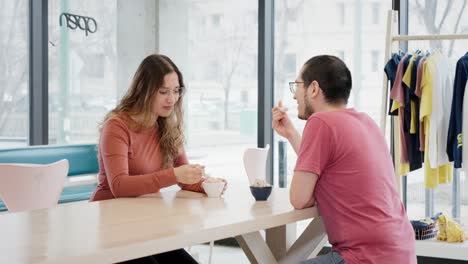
[116,0,158,97]
[158,0,189,73]
[158,0,190,144]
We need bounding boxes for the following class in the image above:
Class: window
[409,0,468,56]
[0,0,29,149]
[211,14,221,28]
[407,0,468,224]
[48,0,156,144]
[337,50,345,61]
[371,2,380,25]
[273,0,391,188]
[284,53,296,75]
[205,60,220,80]
[159,0,258,185]
[371,50,379,72]
[83,53,105,79]
[338,2,346,25]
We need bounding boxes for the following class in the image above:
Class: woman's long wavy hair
[102,54,185,167]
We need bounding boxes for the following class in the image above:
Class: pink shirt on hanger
[390,54,410,163]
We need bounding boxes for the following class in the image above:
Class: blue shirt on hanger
[385,53,402,116]
[447,53,468,168]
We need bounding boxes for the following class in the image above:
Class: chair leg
[208,241,214,264]
[186,246,199,261]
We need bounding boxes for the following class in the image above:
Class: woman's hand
[174,164,205,184]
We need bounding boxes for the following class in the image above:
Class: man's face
[294,68,314,120]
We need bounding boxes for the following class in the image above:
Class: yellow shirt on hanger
[420,54,453,188]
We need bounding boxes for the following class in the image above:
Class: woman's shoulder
[102,112,132,132]
[99,112,133,145]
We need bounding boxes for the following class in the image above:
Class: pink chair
[0,159,69,212]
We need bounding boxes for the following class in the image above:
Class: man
[272,55,416,264]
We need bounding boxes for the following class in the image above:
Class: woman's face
[153,72,181,118]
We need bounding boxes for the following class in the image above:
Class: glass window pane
[0,0,29,148]
[273,0,391,187]
[409,0,468,56]
[48,0,158,145]
[159,0,258,185]
[49,0,117,144]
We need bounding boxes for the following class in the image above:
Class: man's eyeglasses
[288,81,304,94]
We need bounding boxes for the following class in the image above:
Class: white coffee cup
[202,181,225,198]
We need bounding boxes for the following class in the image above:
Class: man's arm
[290,171,318,210]
[287,129,302,155]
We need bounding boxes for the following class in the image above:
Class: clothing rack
[380,10,468,218]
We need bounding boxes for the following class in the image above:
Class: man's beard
[298,97,314,120]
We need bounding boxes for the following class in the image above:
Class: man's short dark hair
[301,55,352,104]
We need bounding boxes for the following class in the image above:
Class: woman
[90,54,223,263]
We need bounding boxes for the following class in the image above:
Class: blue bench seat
[0,144,99,212]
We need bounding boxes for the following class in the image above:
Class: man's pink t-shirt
[295,109,416,264]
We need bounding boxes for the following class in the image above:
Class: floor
[188,219,322,263]
[190,242,468,264]
[189,243,249,264]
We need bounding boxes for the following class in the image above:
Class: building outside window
[273,0,391,190]
[338,2,346,25]
[371,1,380,25]
[0,0,29,149]
[371,49,379,72]
[48,0,120,144]
[159,0,258,185]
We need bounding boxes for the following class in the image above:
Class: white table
[0,185,326,264]
[416,239,468,260]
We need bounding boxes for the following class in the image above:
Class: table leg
[235,231,278,264]
[279,217,327,264]
[265,223,297,260]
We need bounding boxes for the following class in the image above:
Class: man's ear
[308,80,320,98]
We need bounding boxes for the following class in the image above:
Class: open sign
[59,12,97,36]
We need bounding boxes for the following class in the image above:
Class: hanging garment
[427,53,455,168]
[409,54,424,135]
[402,53,423,171]
[447,53,468,168]
[463,81,468,177]
[415,56,428,152]
[401,55,414,134]
[385,53,402,116]
[433,55,454,167]
[390,54,411,176]
[420,54,453,188]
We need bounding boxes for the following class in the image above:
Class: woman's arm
[100,119,178,197]
[175,150,205,193]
